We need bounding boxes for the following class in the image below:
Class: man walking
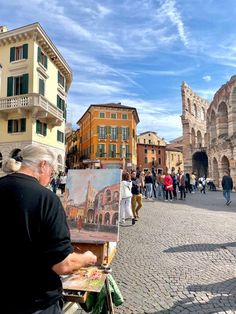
[222,171,234,205]
[131,170,142,220]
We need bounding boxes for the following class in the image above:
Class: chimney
[0,26,8,33]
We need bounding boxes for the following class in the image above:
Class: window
[57,130,64,143]
[97,144,105,157]
[122,113,127,119]
[144,148,147,154]
[98,126,106,139]
[8,118,26,133]
[10,44,28,62]
[171,154,174,161]
[144,157,147,164]
[152,149,154,154]
[122,127,129,140]
[152,158,155,166]
[109,144,116,157]
[7,74,28,96]
[149,140,151,144]
[39,79,45,96]
[38,47,48,69]
[111,113,116,119]
[158,149,161,154]
[158,157,161,164]
[57,95,66,118]
[111,127,118,140]
[99,112,105,118]
[36,120,47,136]
[58,71,65,87]
[144,139,146,144]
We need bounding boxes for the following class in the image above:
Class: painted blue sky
[1,0,236,140]
[67,169,121,203]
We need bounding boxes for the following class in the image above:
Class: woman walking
[164,173,173,201]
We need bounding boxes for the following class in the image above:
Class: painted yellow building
[77,103,139,169]
[0,23,72,173]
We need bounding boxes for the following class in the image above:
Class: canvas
[62,266,107,293]
[63,169,121,243]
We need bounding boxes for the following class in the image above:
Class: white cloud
[158,0,190,48]
[202,75,211,82]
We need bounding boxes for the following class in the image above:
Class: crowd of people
[119,168,226,226]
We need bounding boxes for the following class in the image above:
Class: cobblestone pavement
[68,190,236,314]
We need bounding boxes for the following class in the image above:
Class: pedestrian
[178,170,186,200]
[222,171,234,205]
[144,170,153,199]
[199,176,206,194]
[164,172,173,201]
[131,170,142,220]
[1,144,97,314]
[120,171,135,225]
[157,169,165,200]
[171,170,177,199]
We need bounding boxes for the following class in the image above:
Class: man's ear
[38,160,47,172]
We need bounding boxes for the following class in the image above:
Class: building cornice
[0,22,72,89]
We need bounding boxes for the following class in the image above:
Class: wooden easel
[63,241,116,313]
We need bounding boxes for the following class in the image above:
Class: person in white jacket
[120,172,135,225]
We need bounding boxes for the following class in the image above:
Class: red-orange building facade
[137,131,166,172]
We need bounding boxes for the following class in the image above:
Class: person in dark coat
[222,171,234,205]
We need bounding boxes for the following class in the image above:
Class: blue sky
[1,0,236,141]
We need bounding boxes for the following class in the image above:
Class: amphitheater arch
[217,102,228,137]
[0,152,2,169]
[197,131,202,148]
[193,103,197,118]
[230,86,236,133]
[201,107,205,121]
[204,133,208,147]
[221,155,230,175]
[210,110,217,143]
[187,98,191,113]
[191,128,196,146]
[212,157,219,187]
[192,151,208,177]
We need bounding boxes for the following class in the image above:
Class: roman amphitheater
[181,75,236,186]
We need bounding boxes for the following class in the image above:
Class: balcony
[0,93,64,126]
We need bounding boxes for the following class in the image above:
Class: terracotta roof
[77,103,140,124]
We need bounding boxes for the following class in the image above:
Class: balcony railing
[0,93,64,125]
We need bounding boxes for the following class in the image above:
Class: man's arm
[52,251,97,275]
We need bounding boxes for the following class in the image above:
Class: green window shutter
[63,109,67,120]
[97,125,100,134]
[7,77,13,96]
[114,145,116,156]
[23,44,28,59]
[102,144,105,156]
[44,55,48,69]
[57,130,60,141]
[120,144,122,157]
[8,120,13,133]
[38,47,42,63]
[39,79,45,96]
[96,144,99,157]
[20,118,26,132]
[109,144,112,157]
[22,74,29,94]
[58,71,60,83]
[127,127,130,138]
[43,123,47,136]
[10,47,15,62]
[57,95,60,108]
[62,132,64,143]
[36,120,41,134]
[62,99,65,111]
[126,144,129,157]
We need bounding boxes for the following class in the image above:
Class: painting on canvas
[63,169,121,243]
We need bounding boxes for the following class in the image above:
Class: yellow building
[77,103,139,169]
[0,23,72,174]
[65,126,80,169]
[166,144,184,173]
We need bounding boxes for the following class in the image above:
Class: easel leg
[105,276,115,314]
